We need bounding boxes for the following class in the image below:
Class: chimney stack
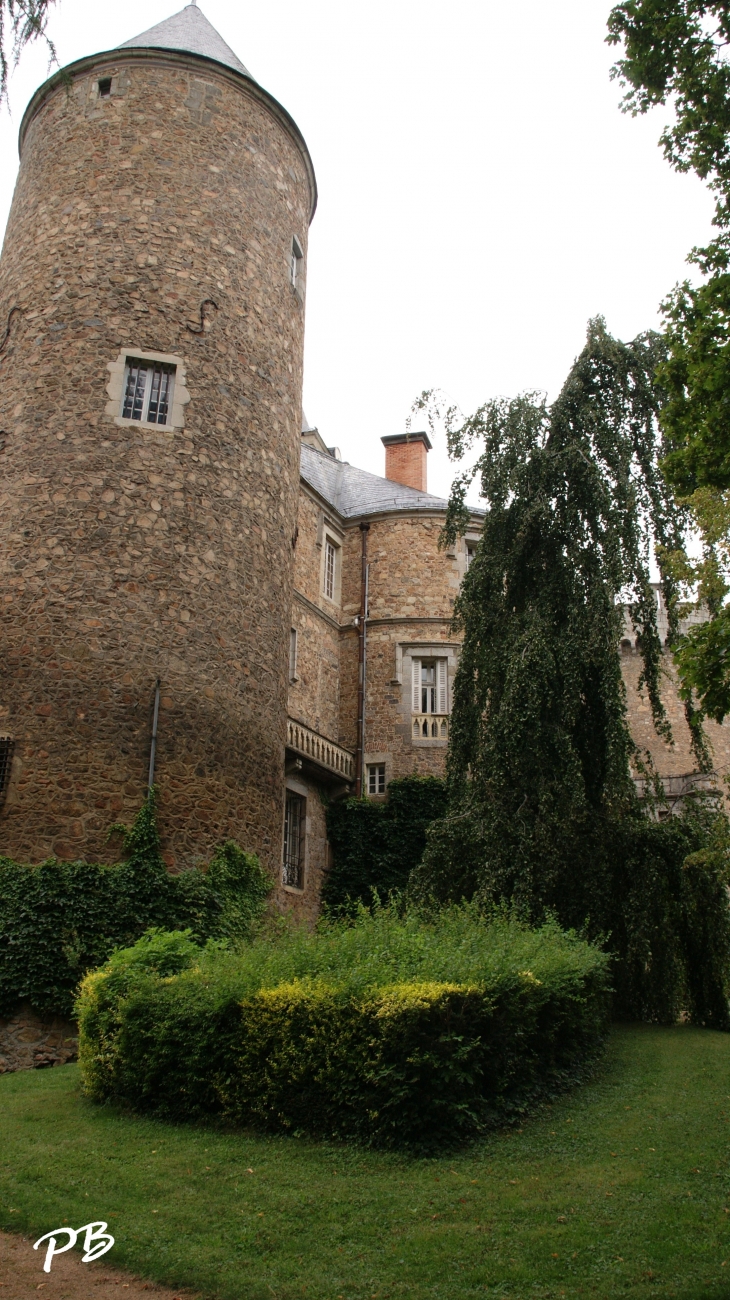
[381,432,432,493]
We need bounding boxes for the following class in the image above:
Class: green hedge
[323,775,448,912]
[77,908,611,1149]
[0,796,271,1018]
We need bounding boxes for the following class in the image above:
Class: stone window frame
[289,627,299,683]
[394,643,460,748]
[282,778,309,893]
[290,235,305,303]
[105,348,190,433]
[320,525,343,607]
[364,751,391,799]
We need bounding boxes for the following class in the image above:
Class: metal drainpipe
[355,523,370,796]
[147,678,161,792]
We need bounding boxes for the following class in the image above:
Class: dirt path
[0,1232,198,1300]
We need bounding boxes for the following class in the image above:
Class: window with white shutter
[410,656,449,740]
[411,658,422,713]
[437,658,448,715]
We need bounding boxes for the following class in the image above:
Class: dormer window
[290,236,303,290]
[121,358,175,426]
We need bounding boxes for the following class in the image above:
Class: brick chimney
[381,432,432,492]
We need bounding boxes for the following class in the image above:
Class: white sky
[0,0,716,503]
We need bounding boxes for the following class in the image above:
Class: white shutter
[411,658,421,713]
[437,658,448,715]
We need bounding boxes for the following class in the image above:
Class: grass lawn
[1,1025,729,1300]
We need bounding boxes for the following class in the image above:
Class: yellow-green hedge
[77,919,610,1148]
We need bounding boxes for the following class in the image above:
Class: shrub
[414,799,730,1027]
[323,775,448,912]
[0,795,271,1019]
[77,906,610,1149]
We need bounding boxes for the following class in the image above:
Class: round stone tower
[0,3,316,872]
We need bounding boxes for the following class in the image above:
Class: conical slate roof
[120,2,253,79]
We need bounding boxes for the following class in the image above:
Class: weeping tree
[411,319,730,1025]
[0,0,57,104]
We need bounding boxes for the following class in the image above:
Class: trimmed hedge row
[0,797,271,1018]
[77,911,611,1149]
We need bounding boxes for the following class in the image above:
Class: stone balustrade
[412,714,449,739]
[286,718,355,781]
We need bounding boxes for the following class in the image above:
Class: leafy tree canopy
[608,0,730,723]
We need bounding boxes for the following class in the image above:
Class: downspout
[355,523,370,796]
[148,678,161,792]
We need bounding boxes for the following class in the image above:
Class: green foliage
[323,775,448,913]
[77,907,610,1150]
[607,1,730,723]
[0,795,271,1019]
[608,1,730,194]
[410,322,730,1025]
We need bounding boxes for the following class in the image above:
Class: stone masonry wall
[338,514,468,785]
[288,487,342,743]
[622,646,730,783]
[0,1003,78,1073]
[0,51,314,888]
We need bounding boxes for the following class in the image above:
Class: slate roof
[300,443,450,520]
[120,3,252,79]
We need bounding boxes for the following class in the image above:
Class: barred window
[121,359,175,425]
[0,736,14,802]
[283,791,305,889]
[367,763,386,796]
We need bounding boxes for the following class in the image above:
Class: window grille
[289,627,298,681]
[0,737,14,802]
[368,763,386,796]
[121,359,174,425]
[324,540,337,601]
[283,791,305,889]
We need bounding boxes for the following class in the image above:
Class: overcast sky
[0,0,716,502]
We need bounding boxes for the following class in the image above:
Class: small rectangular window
[289,627,298,681]
[98,78,112,99]
[368,763,386,796]
[283,791,305,889]
[466,544,476,569]
[121,358,175,426]
[290,236,304,289]
[324,539,337,601]
[0,736,15,802]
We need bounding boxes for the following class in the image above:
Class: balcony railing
[412,714,449,739]
[286,718,355,781]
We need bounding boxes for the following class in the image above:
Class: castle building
[1,4,729,919]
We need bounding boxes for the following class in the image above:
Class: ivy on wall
[0,792,271,1018]
[323,775,448,914]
